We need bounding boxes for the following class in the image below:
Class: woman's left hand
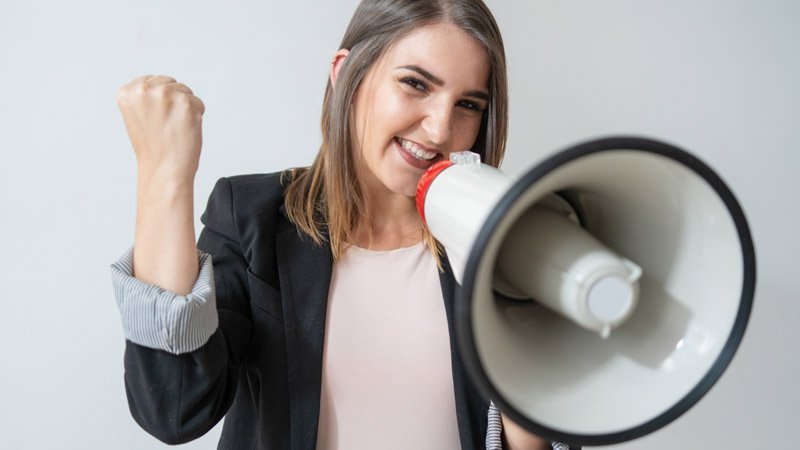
[501,413,551,450]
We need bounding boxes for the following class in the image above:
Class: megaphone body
[416,137,755,446]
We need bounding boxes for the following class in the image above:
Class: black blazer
[123,173,490,449]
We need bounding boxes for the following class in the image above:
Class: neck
[352,184,423,251]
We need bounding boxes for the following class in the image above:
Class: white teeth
[398,138,437,160]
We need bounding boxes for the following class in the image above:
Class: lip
[394,137,443,170]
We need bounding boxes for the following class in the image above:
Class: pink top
[316,242,461,449]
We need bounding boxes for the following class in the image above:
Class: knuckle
[153,84,170,99]
[133,82,148,96]
[175,94,191,107]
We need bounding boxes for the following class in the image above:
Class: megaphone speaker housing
[421,137,755,446]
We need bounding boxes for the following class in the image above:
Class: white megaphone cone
[419,151,642,338]
[416,137,755,446]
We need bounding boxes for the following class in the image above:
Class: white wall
[0,0,796,448]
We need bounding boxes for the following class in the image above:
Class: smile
[396,137,440,161]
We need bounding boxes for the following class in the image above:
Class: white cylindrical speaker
[416,137,755,446]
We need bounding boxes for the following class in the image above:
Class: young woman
[113,1,566,448]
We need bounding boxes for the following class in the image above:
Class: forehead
[377,22,490,89]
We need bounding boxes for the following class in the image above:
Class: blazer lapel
[275,214,333,450]
[438,252,488,450]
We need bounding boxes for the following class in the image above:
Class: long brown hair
[283,0,508,263]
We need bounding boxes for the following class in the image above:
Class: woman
[113,1,564,449]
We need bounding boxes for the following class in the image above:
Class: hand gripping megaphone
[415,137,755,446]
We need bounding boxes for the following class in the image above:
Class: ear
[330,48,350,88]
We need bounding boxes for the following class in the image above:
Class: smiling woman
[349,23,489,198]
[283,1,508,261]
[110,1,564,449]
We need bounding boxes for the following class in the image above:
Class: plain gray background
[1,0,797,448]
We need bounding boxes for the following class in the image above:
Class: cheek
[374,93,414,135]
[453,116,484,150]
[355,96,408,161]
[371,86,419,132]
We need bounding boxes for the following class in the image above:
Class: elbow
[125,385,217,445]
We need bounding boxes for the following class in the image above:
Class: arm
[501,413,551,450]
[116,74,205,296]
[486,403,576,450]
[113,77,250,443]
[113,178,254,444]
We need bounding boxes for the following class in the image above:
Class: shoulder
[210,171,288,211]
[201,171,297,238]
[226,171,287,203]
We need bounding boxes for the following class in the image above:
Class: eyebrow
[397,65,490,101]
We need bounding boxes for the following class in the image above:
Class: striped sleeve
[486,402,573,450]
[486,402,503,449]
[110,247,219,355]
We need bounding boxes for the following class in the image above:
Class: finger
[171,83,194,95]
[188,95,205,115]
[130,74,154,84]
[142,75,178,88]
[149,75,177,83]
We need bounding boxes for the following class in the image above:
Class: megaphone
[416,137,755,446]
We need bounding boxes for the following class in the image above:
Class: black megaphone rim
[455,136,756,446]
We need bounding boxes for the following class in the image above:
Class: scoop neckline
[344,241,425,255]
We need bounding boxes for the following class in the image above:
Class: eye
[400,76,428,92]
[457,99,486,112]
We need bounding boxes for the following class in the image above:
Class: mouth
[395,137,443,164]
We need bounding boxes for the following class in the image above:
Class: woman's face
[351,22,491,199]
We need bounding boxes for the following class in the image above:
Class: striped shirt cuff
[110,247,218,355]
[486,402,503,449]
[486,402,571,450]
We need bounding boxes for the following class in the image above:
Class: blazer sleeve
[120,177,254,445]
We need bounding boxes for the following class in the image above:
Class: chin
[384,173,421,199]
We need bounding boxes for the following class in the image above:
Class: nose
[421,101,453,147]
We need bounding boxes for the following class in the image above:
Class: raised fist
[116,75,206,181]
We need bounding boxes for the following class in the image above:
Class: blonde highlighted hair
[283,0,508,265]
